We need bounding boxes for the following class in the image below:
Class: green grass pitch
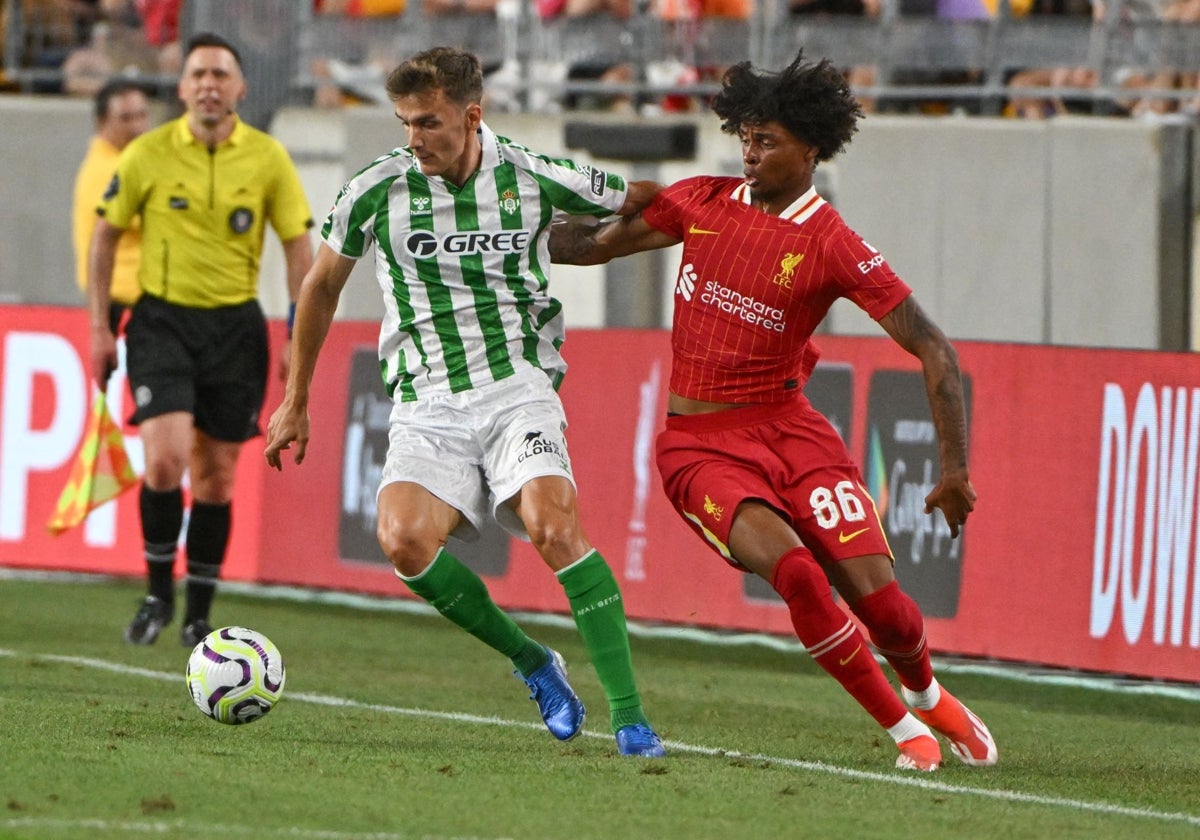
[2,572,1198,840]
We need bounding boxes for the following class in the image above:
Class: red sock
[849,580,934,691]
[771,548,907,729]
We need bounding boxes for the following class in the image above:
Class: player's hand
[90,327,118,387]
[924,469,975,539]
[264,400,309,471]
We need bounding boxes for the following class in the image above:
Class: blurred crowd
[2,1,182,95]
[3,0,1200,118]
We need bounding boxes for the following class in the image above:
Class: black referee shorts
[124,294,269,443]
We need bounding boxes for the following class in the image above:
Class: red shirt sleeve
[822,225,913,321]
[643,178,702,239]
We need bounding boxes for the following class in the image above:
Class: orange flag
[46,392,139,535]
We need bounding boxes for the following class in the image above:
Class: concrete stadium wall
[0,96,1191,349]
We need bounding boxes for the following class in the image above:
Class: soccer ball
[185,626,286,725]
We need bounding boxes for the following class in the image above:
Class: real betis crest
[499,189,520,215]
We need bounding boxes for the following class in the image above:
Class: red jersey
[642,176,912,403]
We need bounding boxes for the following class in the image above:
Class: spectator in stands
[1119,0,1200,116]
[787,0,882,112]
[547,0,723,114]
[7,0,102,92]
[421,0,501,70]
[687,0,752,107]
[539,0,634,111]
[72,78,151,331]
[61,15,159,96]
[310,0,410,107]
[423,0,497,14]
[316,0,407,11]
[99,0,181,76]
[61,19,116,95]
[1003,0,1099,119]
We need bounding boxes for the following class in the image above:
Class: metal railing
[4,0,1200,120]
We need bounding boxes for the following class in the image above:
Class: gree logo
[404,229,532,259]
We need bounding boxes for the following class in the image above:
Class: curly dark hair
[386,47,483,106]
[712,50,863,163]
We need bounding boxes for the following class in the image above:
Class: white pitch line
[0,817,503,840]
[5,567,1199,703]
[2,647,1198,830]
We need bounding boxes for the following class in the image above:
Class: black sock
[140,485,183,603]
[184,501,231,624]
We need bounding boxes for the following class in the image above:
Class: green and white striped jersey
[322,122,627,402]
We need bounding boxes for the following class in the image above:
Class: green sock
[558,550,647,732]
[399,549,546,676]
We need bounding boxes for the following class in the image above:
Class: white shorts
[379,366,576,542]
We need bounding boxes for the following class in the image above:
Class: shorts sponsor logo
[517,429,568,467]
[134,385,152,408]
[228,207,254,234]
[405,229,532,259]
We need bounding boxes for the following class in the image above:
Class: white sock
[902,677,942,711]
[887,712,933,744]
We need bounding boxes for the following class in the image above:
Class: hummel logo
[688,223,719,235]
[839,644,862,666]
[838,527,870,544]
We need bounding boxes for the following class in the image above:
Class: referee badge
[229,207,254,234]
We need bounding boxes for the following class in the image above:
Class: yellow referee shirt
[99,116,313,308]
[73,135,141,306]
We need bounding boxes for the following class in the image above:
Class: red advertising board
[2,304,1198,682]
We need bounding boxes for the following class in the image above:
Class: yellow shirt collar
[172,115,247,148]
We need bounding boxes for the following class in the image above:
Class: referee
[87,32,315,647]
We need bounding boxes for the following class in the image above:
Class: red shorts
[655,396,893,570]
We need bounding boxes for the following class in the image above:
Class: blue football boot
[616,722,667,757]
[516,646,586,741]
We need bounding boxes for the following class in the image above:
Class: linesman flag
[46,391,139,535]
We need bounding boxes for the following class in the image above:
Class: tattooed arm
[548,212,680,266]
[877,294,976,537]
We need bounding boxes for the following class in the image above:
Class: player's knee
[770,547,830,604]
[524,511,582,563]
[376,515,440,576]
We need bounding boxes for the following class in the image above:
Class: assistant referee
[87,32,314,648]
